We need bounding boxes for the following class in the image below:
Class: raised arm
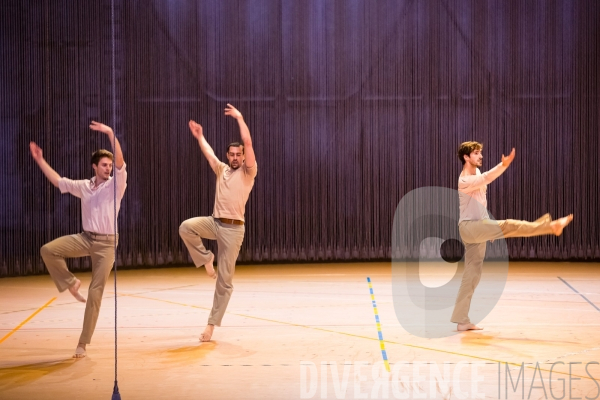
[459,148,516,192]
[189,120,220,172]
[89,121,125,169]
[225,104,255,168]
[29,142,61,187]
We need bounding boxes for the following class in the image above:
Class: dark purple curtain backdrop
[1,0,599,276]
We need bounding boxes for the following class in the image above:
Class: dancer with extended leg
[30,121,127,357]
[179,104,257,342]
[451,142,573,331]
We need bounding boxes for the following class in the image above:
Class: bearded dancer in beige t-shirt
[179,104,257,342]
[451,141,573,331]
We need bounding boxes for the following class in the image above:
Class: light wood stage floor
[1,262,599,399]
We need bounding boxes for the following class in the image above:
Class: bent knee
[179,221,192,236]
[40,244,53,258]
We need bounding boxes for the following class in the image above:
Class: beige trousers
[451,214,553,324]
[41,232,117,344]
[179,216,245,326]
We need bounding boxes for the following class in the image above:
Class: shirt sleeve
[458,163,507,193]
[214,161,227,177]
[114,163,128,200]
[243,162,257,179]
[58,177,86,198]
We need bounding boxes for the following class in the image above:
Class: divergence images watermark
[299,361,600,399]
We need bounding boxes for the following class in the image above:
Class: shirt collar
[89,175,112,190]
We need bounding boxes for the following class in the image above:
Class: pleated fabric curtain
[1,0,599,277]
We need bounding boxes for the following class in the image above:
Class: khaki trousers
[179,216,245,326]
[451,214,553,324]
[41,232,117,344]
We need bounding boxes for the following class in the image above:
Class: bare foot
[68,279,86,303]
[200,324,215,342]
[550,214,573,236]
[457,323,483,331]
[204,253,216,279]
[73,343,87,358]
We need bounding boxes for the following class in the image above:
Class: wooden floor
[0,262,599,400]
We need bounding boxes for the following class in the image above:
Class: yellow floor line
[0,297,56,344]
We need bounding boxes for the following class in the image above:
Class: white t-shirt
[58,163,127,234]
[458,163,506,222]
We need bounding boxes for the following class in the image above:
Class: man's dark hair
[457,141,483,165]
[91,149,114,166]
[227,142,244,154]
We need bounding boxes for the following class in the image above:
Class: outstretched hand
[502,148,516,167]
[29,142,43,161]
[224,103,243,120]
[189,120,203,139]
[89,121,114,136]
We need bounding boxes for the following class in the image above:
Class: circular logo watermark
[391,186,509,338]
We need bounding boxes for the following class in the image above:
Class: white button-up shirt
[58,164,127,234]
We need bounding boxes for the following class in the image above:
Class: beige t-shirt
[212,161,257,222]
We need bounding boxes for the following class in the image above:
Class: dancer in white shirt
[451,141,572,331]
[30,121,127,357]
